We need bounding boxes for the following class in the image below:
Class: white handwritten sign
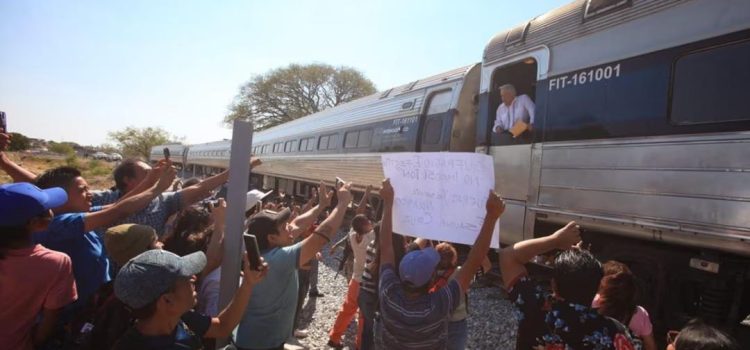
[381,152,499,248]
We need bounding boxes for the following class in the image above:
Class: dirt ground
[1,152,116,190]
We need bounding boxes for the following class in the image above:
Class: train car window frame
[669,39,750,126]
[327,134,339,150]
[318,135,329,150]
[357,129,373,148]
[344,131,359,149]
[425,89,453,116]
[306,137,315,151]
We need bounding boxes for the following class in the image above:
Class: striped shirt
[377,264,461,350]
[359,240,378,294]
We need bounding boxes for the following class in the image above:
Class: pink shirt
[592,294,653,337]
[0,245,77,350]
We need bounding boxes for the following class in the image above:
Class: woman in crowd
[593,261,657,350]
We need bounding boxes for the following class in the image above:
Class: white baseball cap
[246,190,273,211]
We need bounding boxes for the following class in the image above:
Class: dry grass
[1,152,116,190]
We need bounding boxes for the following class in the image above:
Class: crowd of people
[0,130,742,350]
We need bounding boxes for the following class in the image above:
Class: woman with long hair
[593,261,657,350]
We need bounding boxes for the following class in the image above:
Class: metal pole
[216,120,253,348]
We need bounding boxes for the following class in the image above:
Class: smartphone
[0,111,6,132]
[243,233,263,271]
[163,147,171,160]
[335,176,345,188]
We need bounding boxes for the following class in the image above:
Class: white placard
[381,152,499,248]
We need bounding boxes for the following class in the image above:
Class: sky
[0,0,569,146]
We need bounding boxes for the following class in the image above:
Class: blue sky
[0,0,569,146]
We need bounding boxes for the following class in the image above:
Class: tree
[48,142,76,156]
[7,132,31,151]
[224,63,377,130]
[108,126,180,160]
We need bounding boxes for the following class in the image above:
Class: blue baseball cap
[0,182,67,226]
[399,247,441,287]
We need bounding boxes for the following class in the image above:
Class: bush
[65,154,79,168]
[49,142,75,156]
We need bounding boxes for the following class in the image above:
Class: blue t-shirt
[91,189,183,236]
[376,264,462,350]
[234,242,303,349]
[33,213,111,305]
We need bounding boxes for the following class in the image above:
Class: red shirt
[0,244,77,350]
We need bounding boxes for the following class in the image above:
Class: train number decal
[549,63,621,91]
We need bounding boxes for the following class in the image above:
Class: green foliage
[65,154,79,167]
[7,132,31,151]
[86,159,111,176]
[108,126,180,160]
[224,63,377,130]
[49,142,76,156]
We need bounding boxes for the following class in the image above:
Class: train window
[291,140,297,152]
[284,141,294,153]
[262,144,270,154]
[299,138,308,151]
[327,134,339,149]
[273,143,282,153]
[423,118,443,145]
[318,135,329,150]
[357,129,373,148]
[583,0,630,20]
[426,90,452,115]
[671,40,750,125]
[344,132,358,148]
[306,137,315,151]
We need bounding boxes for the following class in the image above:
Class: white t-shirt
[350,229,376,282]
[493,94,536,132]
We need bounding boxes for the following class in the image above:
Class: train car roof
[483,0,750,78]
[252,64,478,144]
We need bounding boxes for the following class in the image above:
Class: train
[151,0,750,343]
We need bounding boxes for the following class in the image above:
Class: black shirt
[112,310,211,350]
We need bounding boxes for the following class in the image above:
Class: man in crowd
[91,158,259,235]
[375,179,505,349]
[33,163,176,312]
[499,221,635,349]
[0,183,77,350]
[327,213,375,349]
[493,84,535,140]
[112,249,268,349]
[235,182,353,350]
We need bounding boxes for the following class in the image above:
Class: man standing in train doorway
[493,84,535,144]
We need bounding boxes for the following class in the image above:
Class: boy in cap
[33,163,176,312]
[113,249,268,349]
[375,179,505,350]
[235,182,353,350]
[0,183,78,350]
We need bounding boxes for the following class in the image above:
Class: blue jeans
[447,319,468,350]
[357,289,378,350]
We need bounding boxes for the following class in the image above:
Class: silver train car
[149,143,188,165]
[152,0,750,339]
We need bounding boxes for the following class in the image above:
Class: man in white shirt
[493,84,535,135]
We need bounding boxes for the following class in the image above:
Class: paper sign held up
[381,152,499,248]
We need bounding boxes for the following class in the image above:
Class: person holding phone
[235,181,353,350]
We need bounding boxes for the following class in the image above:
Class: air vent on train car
[404,80,418,92]
[583,0,631,20]
[505,21,531,46]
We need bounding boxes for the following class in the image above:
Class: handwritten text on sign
[381,153,499,248]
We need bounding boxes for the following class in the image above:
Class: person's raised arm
[202,199,226,279]
[355,185,373,216]
[0,146,37,183]
[178,169,228,207]
[298,183,352,268]
[83,163,176,232]
[455,191,504,291]
[204,254,267,338]
[378,179,395,267]
[499,221,580,289]
[290,182,330,236]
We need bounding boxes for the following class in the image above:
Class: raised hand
[155,163,178,193]
[242,254,268,286]
[553,221,581,249]
[379,179,394,203]
[211,198,227,225]
[485,190,505,218]
[336,182,353,207]
[318,181,333,208]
